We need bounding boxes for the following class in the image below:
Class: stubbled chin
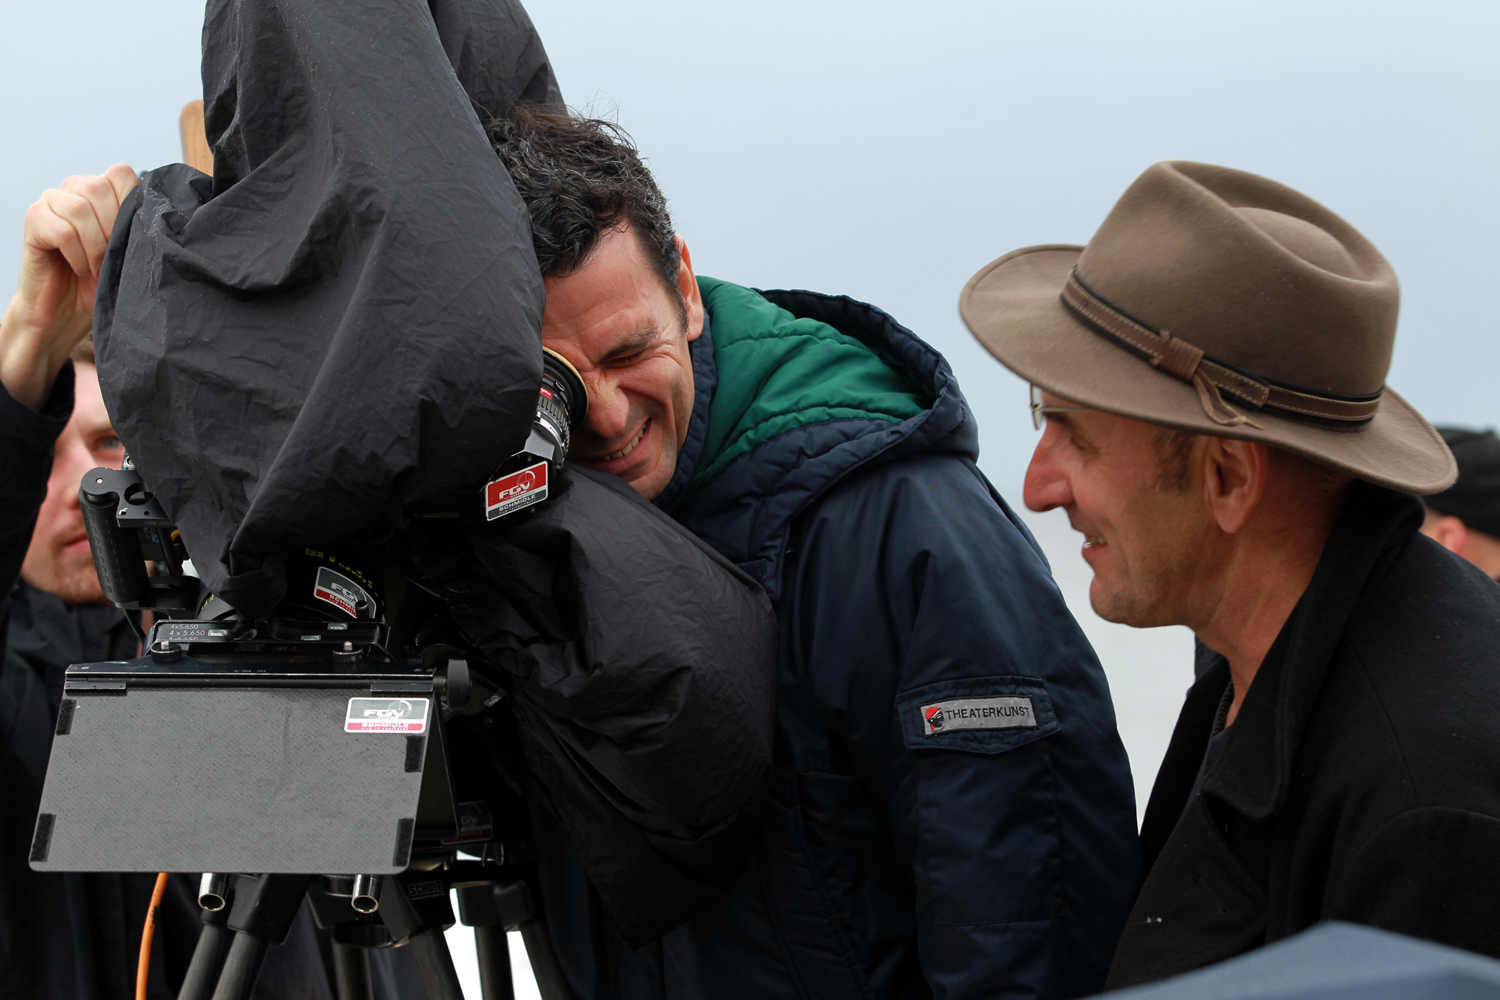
[30,569,107,606]
[578,419,680,500]
[626,457,673,499]
[629,447,680,500]
[1087,577,1130,625]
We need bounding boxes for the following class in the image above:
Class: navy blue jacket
[530,284,1140,1000]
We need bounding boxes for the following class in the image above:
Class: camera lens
[537,348,588,460]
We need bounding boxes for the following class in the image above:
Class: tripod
[178,856,573,1000]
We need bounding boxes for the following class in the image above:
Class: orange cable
[136,872,169,1000]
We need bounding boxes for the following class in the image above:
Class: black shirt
[1184,680,1235,817]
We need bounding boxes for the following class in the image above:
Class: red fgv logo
[313,566,371,618]
[345,697,430,734]
[491,468,538,501]
[485,460,549,521]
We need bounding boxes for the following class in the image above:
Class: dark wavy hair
[487,106,682,319]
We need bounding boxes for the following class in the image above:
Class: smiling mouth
[603,421,648,462]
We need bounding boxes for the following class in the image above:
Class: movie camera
[30,351,588,1000]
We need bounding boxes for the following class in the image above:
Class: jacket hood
[669,278,978,601]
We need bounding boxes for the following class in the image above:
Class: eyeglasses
[1029,384,1095,431]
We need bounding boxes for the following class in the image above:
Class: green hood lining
[687,277,931,499]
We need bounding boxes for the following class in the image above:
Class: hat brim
[959,245,1457,494]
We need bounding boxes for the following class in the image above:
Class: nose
[52,440,98,511]
[1022,430,1074,513]
[581,369,630,444]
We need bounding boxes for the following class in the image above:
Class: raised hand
[0,164,138,410]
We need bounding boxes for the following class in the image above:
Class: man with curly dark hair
[487,106,1141,1000]
[485,110,696,500]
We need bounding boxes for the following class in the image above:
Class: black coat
[1108,481,1500,988]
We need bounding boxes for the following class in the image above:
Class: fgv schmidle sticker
[485,460,548,520]
[443,800,495,845]
[345,697,430,734]
[921,696,1037,736]
[314,566,372,618]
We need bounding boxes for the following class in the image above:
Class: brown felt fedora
[960,161,1456,494]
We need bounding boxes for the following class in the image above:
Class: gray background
[7,0,1493,471]
[4,2,1494,993]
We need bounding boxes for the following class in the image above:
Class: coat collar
[652,310,717,513]
[664,282,975,599]
[1198,481,1425,821]
[1138,483,1423,866]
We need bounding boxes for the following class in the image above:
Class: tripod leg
[473,878,572,1000]
[407,927,466,1000]
[331,943,374,1000]
[209,932,271,1000]
[178,910,232,1000]
[474,925,515,1000]
[208,873,313,1000]
[518,918,574,1000]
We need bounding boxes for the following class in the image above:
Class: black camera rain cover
[94,0,563,615]
[88,0,780,943]
[406,466,778,946]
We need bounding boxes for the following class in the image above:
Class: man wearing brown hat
[960,161,1500,986]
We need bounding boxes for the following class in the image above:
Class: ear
[1427,514,1470,556]
[1203,437,1268,534]
[674,234,704,342]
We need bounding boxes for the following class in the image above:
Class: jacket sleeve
[785,453,1140,1000]
[1330,805,1500,960]
[0,366,73,620]
[0,365,73,807]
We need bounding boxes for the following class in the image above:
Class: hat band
[1060,270,1383,427]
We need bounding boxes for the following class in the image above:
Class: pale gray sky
[4,0,1496,494]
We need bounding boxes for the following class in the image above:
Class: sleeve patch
[897,676,1058,754]
[920,695,1036,735]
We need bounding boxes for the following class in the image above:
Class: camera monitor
[30,620,444,875]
